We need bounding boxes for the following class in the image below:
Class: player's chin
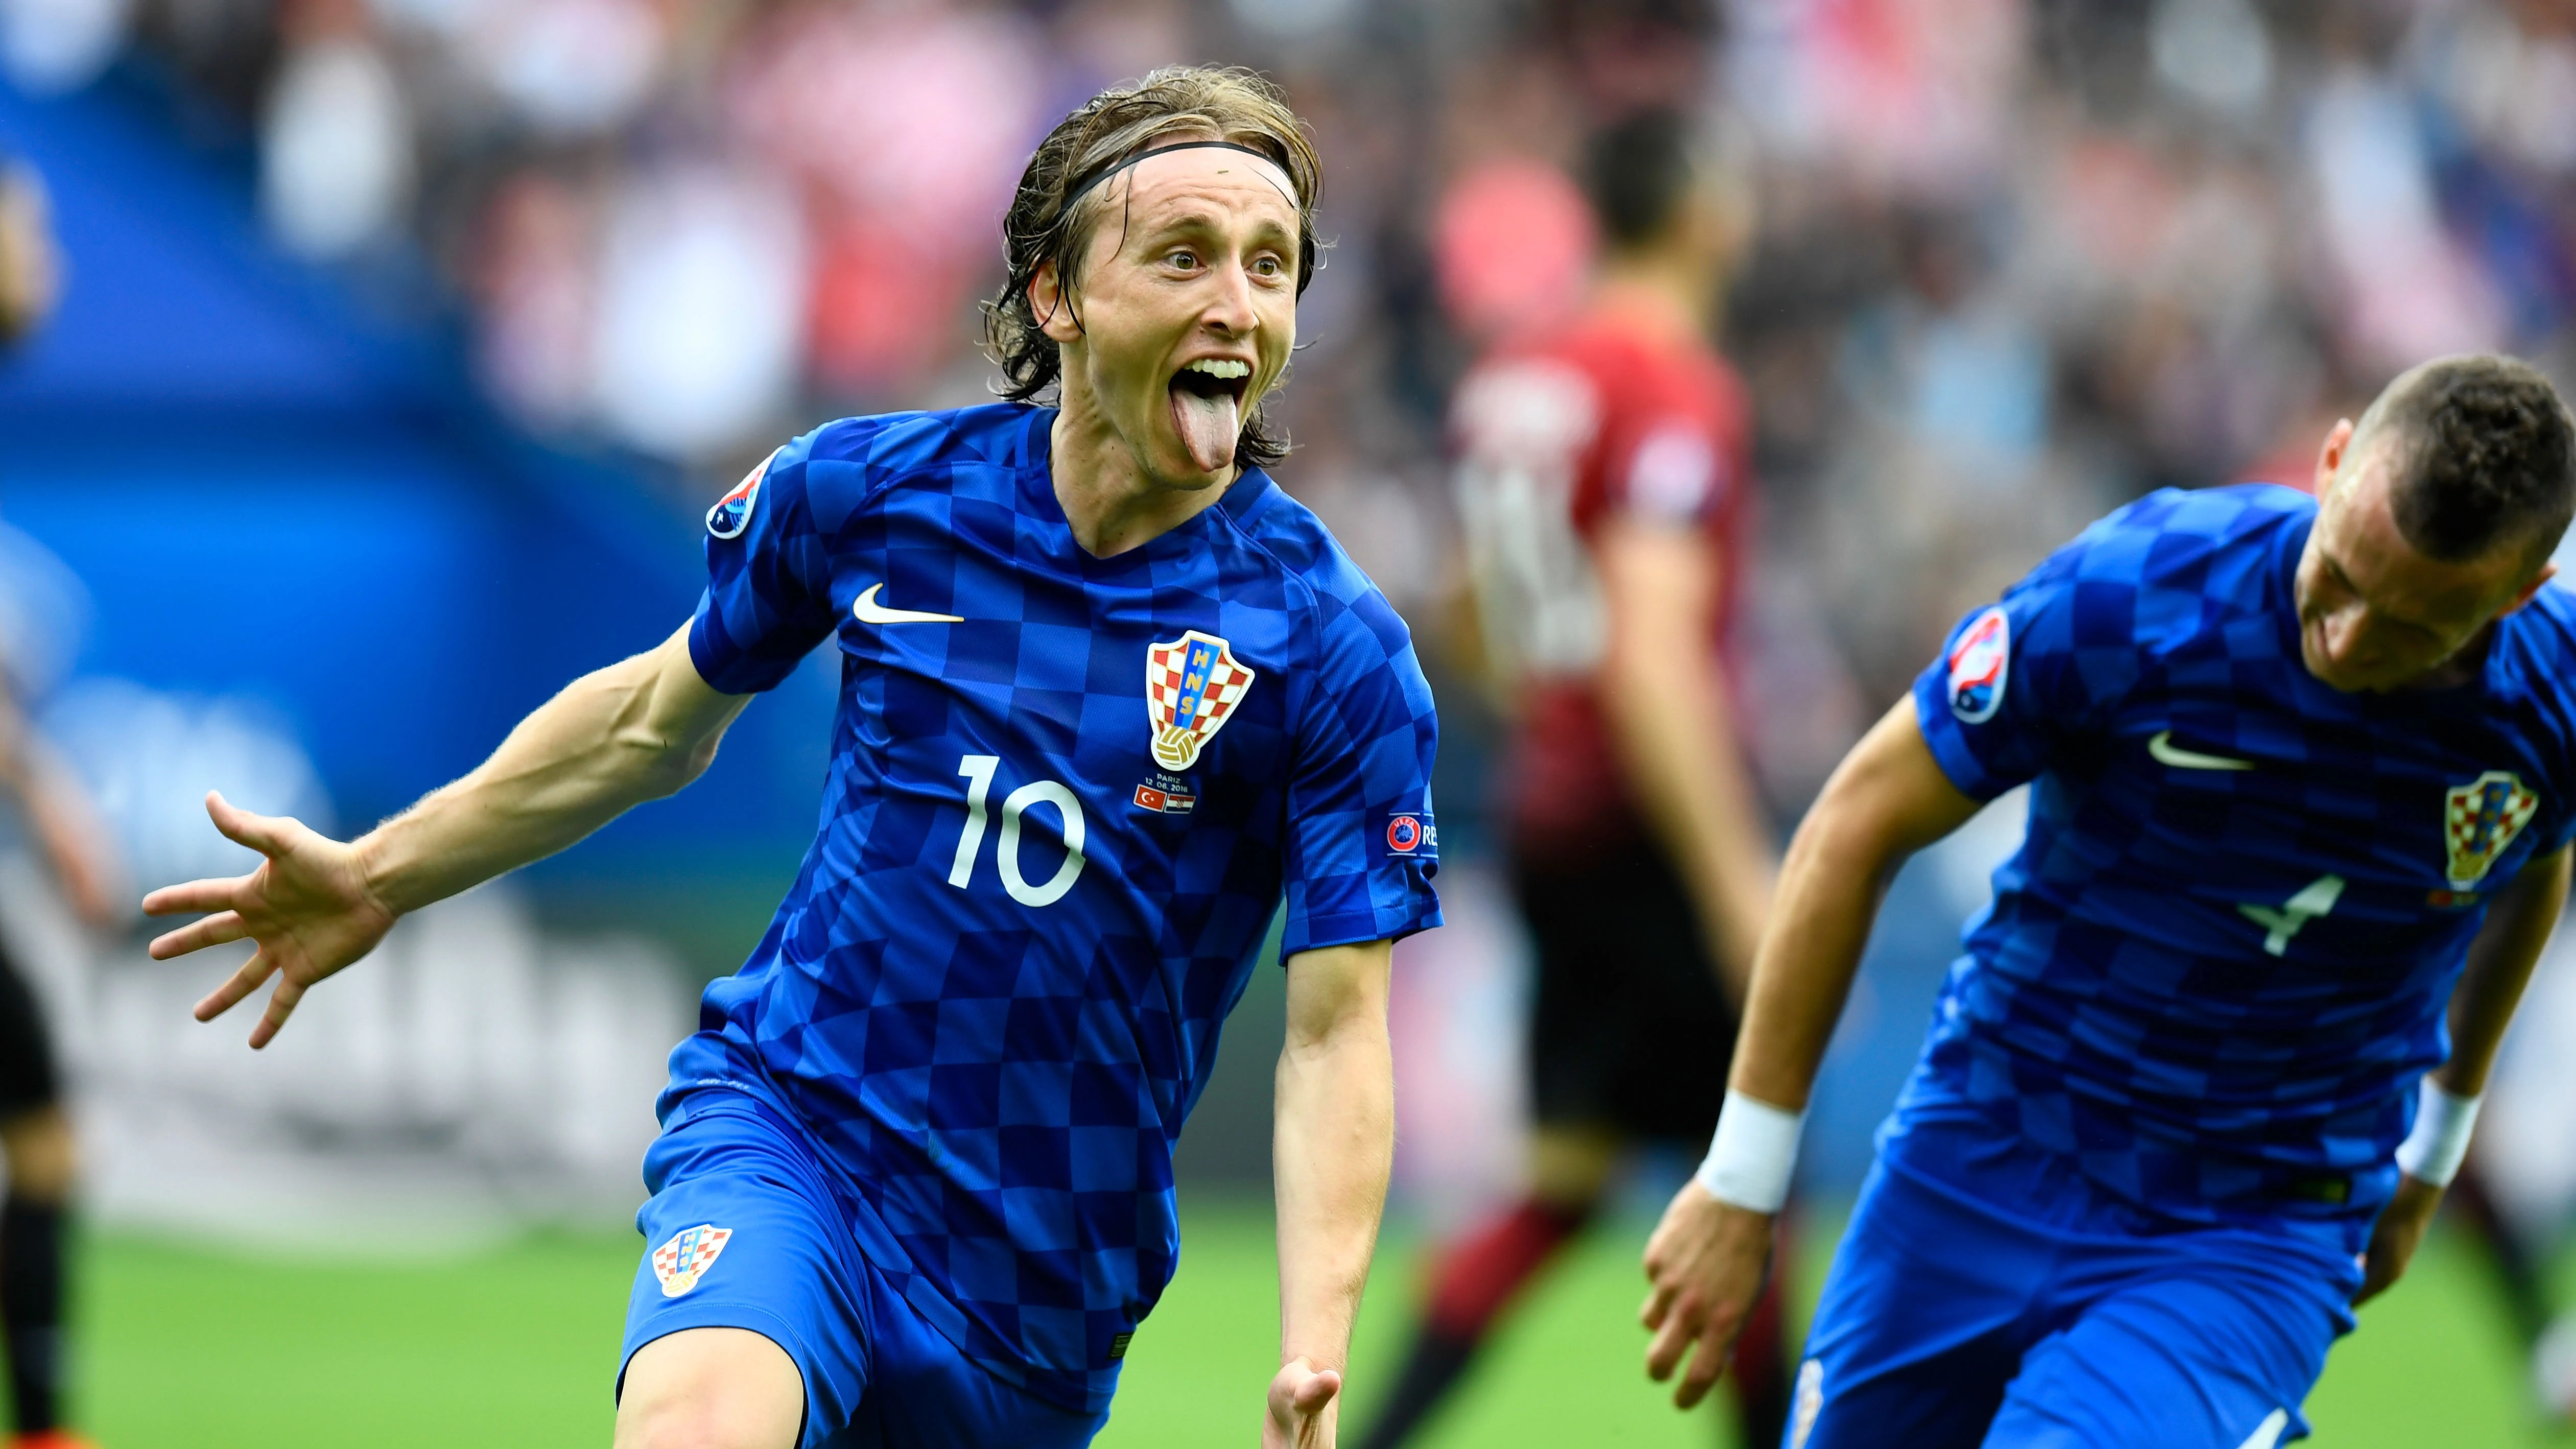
[2298,640,2370,693]
[1144,425,1233,489]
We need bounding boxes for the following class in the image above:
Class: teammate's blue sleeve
[1912,529,2143,800]
[1279,588,1444,955]
[2524,597,2576,861]
[689,430,841,694]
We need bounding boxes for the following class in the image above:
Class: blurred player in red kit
[0,154,123,1449]
[1358,109,1787,1449]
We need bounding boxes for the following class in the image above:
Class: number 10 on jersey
[948,755,1089,907]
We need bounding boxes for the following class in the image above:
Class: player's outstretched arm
[1641,694,1979,1408]
[1268,938,1396,1449]
[2358,842,2572,1306]
[143,622,748,1047]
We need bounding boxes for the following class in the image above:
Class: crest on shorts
[1947,607,2010,724]
[2445,771,2539,890]
[1145,631,1256,771]
[1790,1359,1825,1449]
[651,1224,734,1298]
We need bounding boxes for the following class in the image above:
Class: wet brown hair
[985,66,1322,471]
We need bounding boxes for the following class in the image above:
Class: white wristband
[2393,1078,2481,1187]
[1694,1089,1805,1214]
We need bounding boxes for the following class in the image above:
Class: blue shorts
[1791,1108,2364,1449]
[618,1093,1110,1449]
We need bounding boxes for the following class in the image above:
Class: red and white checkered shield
[2445,770,2538,890]
[651,1224,734,1299]
[1145,631,1257,771]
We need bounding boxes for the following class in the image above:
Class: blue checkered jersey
[667,403,1442,1411]
[1906,483,2576,1226]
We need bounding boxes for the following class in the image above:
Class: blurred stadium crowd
[9,0,2574,815]
[10,0,2576,1234]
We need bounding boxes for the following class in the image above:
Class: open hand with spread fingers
[140,790,398,1048]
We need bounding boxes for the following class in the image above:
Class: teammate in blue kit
[1638,353,2576,1448]
[140,68,1439,1449]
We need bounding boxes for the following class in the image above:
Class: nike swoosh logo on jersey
[2148,730,2254,771]
[853,584,964,626]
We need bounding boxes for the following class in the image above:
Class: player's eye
[1165,249,1200,271]
[1251,255,1283,278]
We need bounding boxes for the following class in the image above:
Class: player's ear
[2504,561,2558,616]
[2314,417,2356,497]
[1030,259,1084,344]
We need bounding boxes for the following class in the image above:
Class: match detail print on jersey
[2446,771,2540,889]
[853,583,965,625]
[1145,631,1256,771]
[1947,607,2009,723]
[651,1223,734,1298]
[2238,873,2343,956]
[2148,730,2254,771]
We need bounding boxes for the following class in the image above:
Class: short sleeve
[2534,809,2576,865]
[688,434,839,694]
[1603,415,1732,528]
[1279,590,1444,956]
[1911,544,2138,801]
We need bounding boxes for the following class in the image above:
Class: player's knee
[616,1328,803,1449]
[0,1105,76,1202]
[1527,1125,1620,1205]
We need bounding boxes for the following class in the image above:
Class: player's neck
[2398,623,2497,692]
[1591,256,1715,345]
[1047,395,1236,558]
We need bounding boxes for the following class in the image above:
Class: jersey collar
[1022,406,1256,569]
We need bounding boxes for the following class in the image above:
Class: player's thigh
[0,940,62,1121]
[1984,1268,2342,1449]
[1604,845,1737,1144]
[836,1260,1109,1449]
[1790,1157,2043,1449]
[618,1327,804,1449]
[1516,843,1726,1143]
[1515,855,1629,1127]
[622,1101,878,1448]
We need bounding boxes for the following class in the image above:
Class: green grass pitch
[79,1204,2554,1446]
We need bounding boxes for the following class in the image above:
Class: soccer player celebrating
[1640,354,2576,1448]
[143,68,1440,1449]
[1358,110,1788,1448]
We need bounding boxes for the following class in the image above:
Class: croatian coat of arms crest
[651,1224,734,1298]
[2445,770,2539,891]
[1145,631,1256,772]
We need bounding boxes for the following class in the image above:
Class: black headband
[1059,140,1299,216]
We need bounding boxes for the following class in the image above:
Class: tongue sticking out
[1171,384,1242,474]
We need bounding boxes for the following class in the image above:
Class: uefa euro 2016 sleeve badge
[1145,631,1257,771]
[651,1224,735,1298]
[2445,771,2540,891]
[1947,606,2009,724]
[705,448,778,540]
